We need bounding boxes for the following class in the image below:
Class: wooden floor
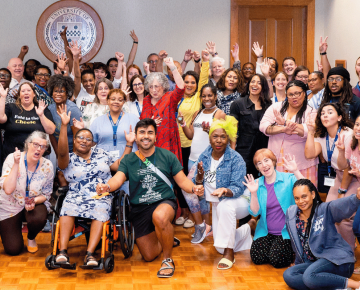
[1,224,360,290]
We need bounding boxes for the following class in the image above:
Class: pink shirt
[259,102,318,171]
[345,141,360,181]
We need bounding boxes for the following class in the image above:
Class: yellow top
[178,61,210,148]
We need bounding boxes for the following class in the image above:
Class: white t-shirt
[314,127,353,170]
[204,155,224,202]
[76,87,95,113]
[126,100,143,118]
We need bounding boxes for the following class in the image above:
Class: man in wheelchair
[97,118,204,278]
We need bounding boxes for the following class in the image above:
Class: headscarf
[209,115,238,142]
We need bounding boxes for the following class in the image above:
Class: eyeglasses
[35,73,51,78]
[54,89,66,94]
[149,85,161,91]
[328,77,343,83]
[109,98,125,103]
[31,142,47,150]
[242,68,254,71]
[147,60,158,64]
[287,91,304,98]
[0,73,10,79]
[133,83,143,88]
[308,78,319,83]
[76,135,93,142]
[296,76,309,80]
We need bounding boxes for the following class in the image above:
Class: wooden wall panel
[249,20,266,64]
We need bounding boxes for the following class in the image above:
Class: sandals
[55,250,69,264]
[173,237,180,248]
[157,258,175,278]
[217,258,235,270]
[84,251,98,266]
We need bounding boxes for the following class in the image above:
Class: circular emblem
[36,0,104,64]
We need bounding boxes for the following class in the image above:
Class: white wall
[0,0,231,71]
[315,0,360,86]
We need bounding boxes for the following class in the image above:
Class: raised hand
[283,154,298,172]
[284,121,298,135]
[60,26,68,40]
[335,134,345,151]
[164,57,175,68]
[55,53,69,71]
[319,36,328,54]
[20,45,29,55]
[231,43,240,62]
[306,114,316,134]
[125,125,136,144]
[13,147,21,164]
[159,50,168,60]
[0,83,9,98]
[129,30,138,43]
[183,49,193,62]
[57,104,71,125]
[261,57,271,77]
[242,174,259,194]
[252,42,263,58]
[177,111,185,125]
[143,62,150,75]
[68,41,81,58]
[115,52,125,62]
[316,60,323,72]
[273,109,285,125]
[197,161,204,176]
[201,50,210,62]
[193,51,200,62]
[72,117,84,129]
[122,85,132,97]
[35,100,47,117]
[202,121,210,133]
[206,41,216,57]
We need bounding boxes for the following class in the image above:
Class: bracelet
[320,52,327,55]
[126,145,133,148]
[180,121,186,127]
[194,58,200,63]
[183,59,189,63]
[133,41,138,44]
[258,55,263,57]
[106,184,111,192]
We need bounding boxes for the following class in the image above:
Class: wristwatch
[338,188,347,194]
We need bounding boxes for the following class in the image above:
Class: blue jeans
[353,205,360,243]
[283,258,354,290]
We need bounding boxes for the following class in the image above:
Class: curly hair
[314,102,353,138]
[129,74,147,102]
[182,71,199,97]
[15,82,39,113]
[243,74,272,110]
[144,72,170,94]
[216,68,245,94]
[47,74,75,99]
[93,78,113,104]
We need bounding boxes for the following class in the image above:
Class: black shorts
[129,199,177,239]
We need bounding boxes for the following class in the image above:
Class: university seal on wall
[36,0,104,63]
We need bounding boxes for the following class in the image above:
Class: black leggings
[175,146,191,209]
[250,234,294,268]
[0,204,47,255]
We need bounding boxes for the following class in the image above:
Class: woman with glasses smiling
[33,65,53,106]
[0,131,54,255]
[260,80,318,186]
[127,74,147,118]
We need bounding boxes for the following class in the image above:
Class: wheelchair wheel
[45,254,55,270]
[104,255,115,273]
[118,191,134,258]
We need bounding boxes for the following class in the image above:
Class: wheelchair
[45,189,135,273]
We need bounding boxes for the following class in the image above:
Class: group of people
[1,29,360,288]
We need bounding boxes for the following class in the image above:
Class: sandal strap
[85,251,97,263]
[161,258,175,269]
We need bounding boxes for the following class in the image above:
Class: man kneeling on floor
[97,118,204,278]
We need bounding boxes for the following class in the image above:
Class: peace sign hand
[335,134,345,151]
[319,36,328,54]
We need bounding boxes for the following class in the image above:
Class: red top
[140,86,185,164]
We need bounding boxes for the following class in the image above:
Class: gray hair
[210,56,225,69]
[144,72,170,94]
[24,131,50,151]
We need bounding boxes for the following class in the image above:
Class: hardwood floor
[0,224,359,290]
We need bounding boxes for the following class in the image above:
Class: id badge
[110,150,120,159]
[324,176,336,187]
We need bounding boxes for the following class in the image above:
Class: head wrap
[327,67,350,82]
[209,116,238,142]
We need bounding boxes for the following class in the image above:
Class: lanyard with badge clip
[108,112,123,147]
[324,126,341,187]
[135,101,142,116]
[24,153,40,197]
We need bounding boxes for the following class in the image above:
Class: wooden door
[231,0,315,70]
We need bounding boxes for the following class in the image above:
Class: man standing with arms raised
[97,118,204,278]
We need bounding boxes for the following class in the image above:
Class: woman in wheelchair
[0,131,54,255]
[55,104,134,266]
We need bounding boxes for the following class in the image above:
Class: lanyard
[24,153,40,197]
[175,98,184,118]
[135,101,142,116]
[108,112,123,147]
[275,95,278,103]
[326,126,341,176]
[138,148,156,168]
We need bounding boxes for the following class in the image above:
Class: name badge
[110,150,120,159]
[324,176,336,187]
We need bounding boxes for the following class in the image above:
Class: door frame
[230,0,315,70]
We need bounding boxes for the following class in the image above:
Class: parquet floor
[1,223,360,290]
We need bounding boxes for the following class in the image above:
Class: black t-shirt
[2,103,54,158]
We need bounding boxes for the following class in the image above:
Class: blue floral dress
[60,147,116,222]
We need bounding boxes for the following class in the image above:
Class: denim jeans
[283,258,354,290]
[353,205,360,243]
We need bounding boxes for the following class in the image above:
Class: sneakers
[183,219,195,228]
[191,223,207,244]
[191,224,212,238]
[42,219,51,232]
